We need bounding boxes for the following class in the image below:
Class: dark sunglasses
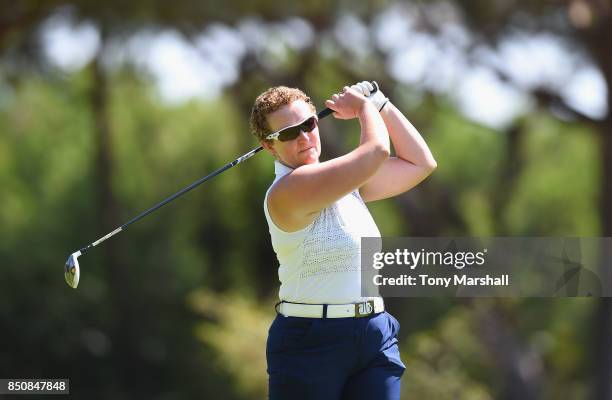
[265,116,318,142]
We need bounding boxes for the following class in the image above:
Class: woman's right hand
[325,86,369,120]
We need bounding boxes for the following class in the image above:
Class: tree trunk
[90,46,140,396]
[491,123,524,234]
[593,116,612,400]
[581,11,612,400]
[475,302,543,400]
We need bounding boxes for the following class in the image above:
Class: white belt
[277,298,384,318]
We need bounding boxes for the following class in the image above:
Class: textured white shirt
[264,160,382,304]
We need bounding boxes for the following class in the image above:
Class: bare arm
[268,89,390,231]
[359,102,437,202]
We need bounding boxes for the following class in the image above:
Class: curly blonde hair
[250,86,315,141]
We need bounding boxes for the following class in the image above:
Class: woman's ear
[261,140,278,158]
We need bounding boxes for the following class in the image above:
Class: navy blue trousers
[266,311,405,400]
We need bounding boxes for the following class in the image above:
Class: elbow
[374,143,391,161]
[362,142,390,163]
[359,142,389,170]
[423,157,437,175]
[425,150,437,171]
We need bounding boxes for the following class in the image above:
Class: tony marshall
[373,274,509,287]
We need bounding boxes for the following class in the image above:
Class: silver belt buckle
[355,300,374,317]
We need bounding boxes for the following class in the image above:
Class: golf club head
[65,251,81,289]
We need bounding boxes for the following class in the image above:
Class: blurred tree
[445,3,612,399]
[0,0,609,399]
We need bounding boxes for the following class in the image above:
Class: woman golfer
[250,81,437,400]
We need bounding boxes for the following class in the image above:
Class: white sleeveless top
[264,160,382,304]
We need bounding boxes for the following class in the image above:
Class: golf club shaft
[78,107,334,255]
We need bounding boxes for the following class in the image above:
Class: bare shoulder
[267,173,319,232]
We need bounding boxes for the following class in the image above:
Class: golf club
[64,82,379,288]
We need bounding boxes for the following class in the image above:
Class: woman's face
[263,100,321,169]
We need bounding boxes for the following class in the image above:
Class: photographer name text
[371,249,509,287]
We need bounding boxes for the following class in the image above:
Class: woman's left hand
[324,86,369,120]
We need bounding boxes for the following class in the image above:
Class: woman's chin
[300,148,320,164]
[302,155,319,164]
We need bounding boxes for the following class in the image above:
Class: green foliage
[0,64,603,398]
[427,102,505,192]
[189,290,275,399]
[401,307,494,400]
[0,3,607,397]
[505,115,600,235]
